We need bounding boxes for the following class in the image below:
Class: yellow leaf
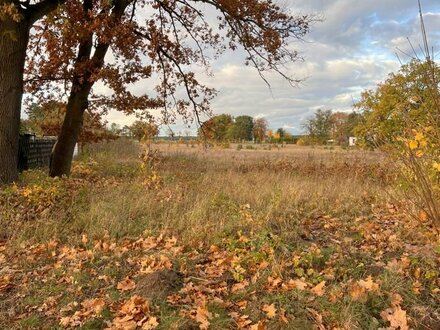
[414,132,424,141]
[408,140,418,150]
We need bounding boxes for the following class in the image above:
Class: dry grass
[0,139,439,330]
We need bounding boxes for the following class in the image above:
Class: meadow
[0,139,439,329]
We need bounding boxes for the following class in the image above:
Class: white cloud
[103,0,440,135]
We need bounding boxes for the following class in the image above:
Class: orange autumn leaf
[117,277,136,292]
[81,298,106,316]
[106,295,157,330]
[311,281,326,296]
[390,293,403,307]
[349,284,368,303]
[284,278,308,290]
[142,316,159,330]
[230,313,253,328]
[236,300,248,310]
[195,305,212,330]
[418,210,429,222]
[380,305,409,330]
[262,303,277,319]
[249,321,267,330]
[0,274,13,292]
[231,279,250,293]
[358,276,380,292]
[279,308,289,324]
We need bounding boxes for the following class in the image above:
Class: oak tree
[0,0,66,183]
[23,0,314,177]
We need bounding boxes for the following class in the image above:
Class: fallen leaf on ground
[380,305,409,330]
[117,277,136,291]
[262,303,277,319]
[311,281,326,296]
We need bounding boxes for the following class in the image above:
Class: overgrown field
[0,140,439,329]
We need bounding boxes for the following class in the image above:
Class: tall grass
[1,141,389,248]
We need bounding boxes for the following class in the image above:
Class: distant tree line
[302,109,363,146]
[198,114,299,143]
[110,121,159,143]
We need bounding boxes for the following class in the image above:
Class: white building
[349,137,357,147]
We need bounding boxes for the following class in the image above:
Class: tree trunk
[0,21,30,183]
[49,86,91,177]
[49,0,126,177]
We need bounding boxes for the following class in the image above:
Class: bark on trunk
[49,0,127,177]
[49,86,91,177]
[0,22,30,183]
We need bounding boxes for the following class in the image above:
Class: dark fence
[18,134,57,172]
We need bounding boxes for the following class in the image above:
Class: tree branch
[26,0,66,24]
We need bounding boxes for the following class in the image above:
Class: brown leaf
[236,300,248,310]
[142,316,159,330]
[117,277,136,292]
[390,293,403,307]
[0,274,13,293]
[306,308,325,330]
[81,298,106,316]
[230,313,252,328]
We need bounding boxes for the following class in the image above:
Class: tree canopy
[354,60,440,148]
[229,115,254,141]
[0,0,68,183]
[252,117,268,143]
[21,101,117,145]
[354,59,440,226]
[14,0,315,178]
[303,109,333,144]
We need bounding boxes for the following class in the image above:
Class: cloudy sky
[105,0,440,135]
